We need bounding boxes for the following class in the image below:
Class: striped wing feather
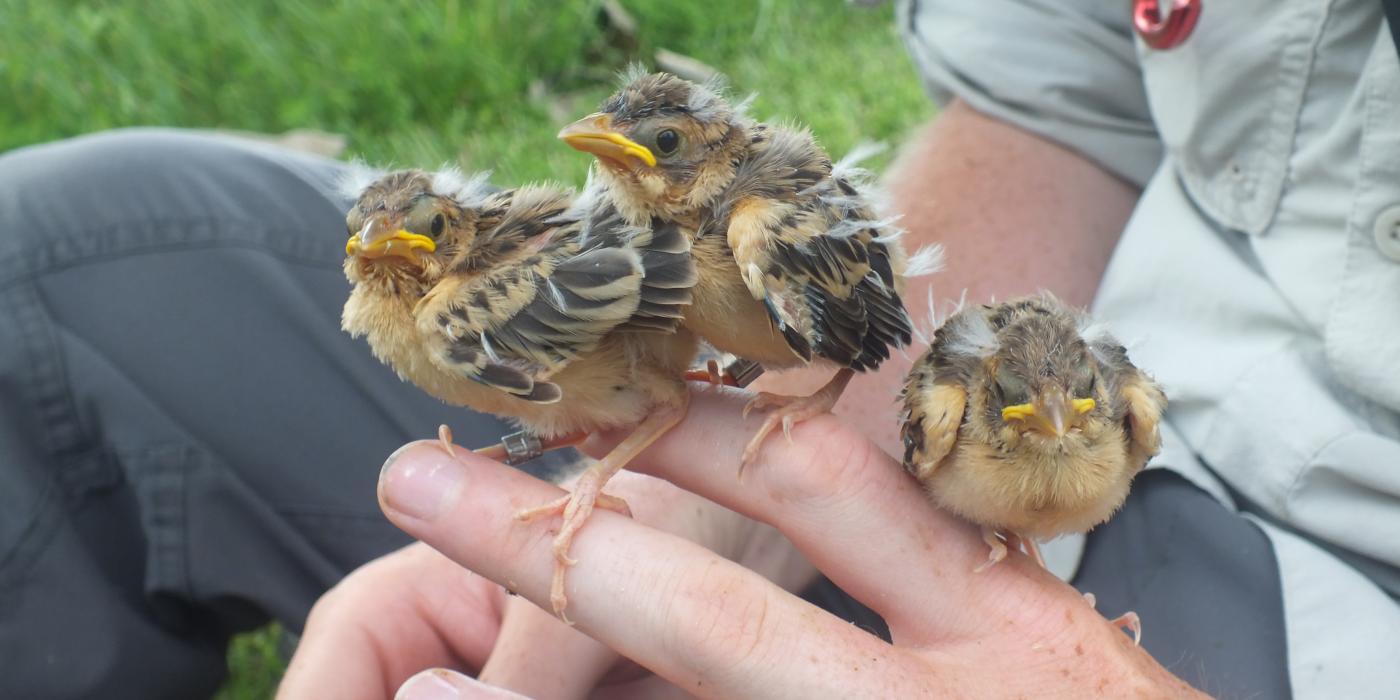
[416,196,696,403]
[714,127,913,371]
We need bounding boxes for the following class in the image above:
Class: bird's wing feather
[414,219,650,404]
[1117,371,1166,470]
[900,354,967,480]
[594,208,697,334]
[717,126,912,370]
[1085,334,1167,470]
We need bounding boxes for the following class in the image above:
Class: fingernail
[396,669,531,700]
[380,443,467,522]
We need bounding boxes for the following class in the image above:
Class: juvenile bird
[558,70,940,471]
[899,294,1165,642]
[341,168,698,619]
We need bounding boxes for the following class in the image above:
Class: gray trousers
[0,131,1289,698]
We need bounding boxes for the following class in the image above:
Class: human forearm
[889,98,1140,308]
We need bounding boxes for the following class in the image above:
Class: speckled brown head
[342,168,509,291]
[941,296,1113,454]
[557,70,750,222]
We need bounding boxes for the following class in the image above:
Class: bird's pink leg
[739,368,854,477]
[513,397,689,623]
[471,431,590,463]
[682,359,740,387]
[1013,533,1048,569]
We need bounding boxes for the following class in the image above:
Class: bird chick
[341,168,699,619]
[900,294,1165,643]
[558,69,939,472]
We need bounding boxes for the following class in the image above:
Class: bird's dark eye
[655,129,681,156]
[994,367,1029,406]
[430,213,446,238]
[1073,366,1096,397]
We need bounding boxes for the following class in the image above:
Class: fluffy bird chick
[559,70,938,471]
[900,295,1165,643]
[341,169,699,619]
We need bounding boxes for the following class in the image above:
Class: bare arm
[758,98,1143,454]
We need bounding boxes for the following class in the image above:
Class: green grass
[214,626,285,700]
[3,0,931,186]
[3,0,932,696]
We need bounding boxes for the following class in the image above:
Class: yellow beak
[346,219,436,260]
[1002,391,1095,437]
[558,113,657,169]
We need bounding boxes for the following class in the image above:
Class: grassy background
[4,0,932,185]
[3,0,932,696]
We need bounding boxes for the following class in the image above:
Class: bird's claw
[437,424,455,457]
[514,492,631,524]
[738,406,786,478]
[739,391,838,478]
[1082,591,1140,645]
[515,485,632,622]
[975,527,1008,573]
[550,569,574,626]
[1110,611,1142,646]
[741,391,787,418]
[973,546,1007,574]
[554,542,578,567]
[514,494,572,523]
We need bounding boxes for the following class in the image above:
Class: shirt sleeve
[898,0,1162,188]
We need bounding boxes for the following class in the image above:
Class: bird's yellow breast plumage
[900,294,1167,541]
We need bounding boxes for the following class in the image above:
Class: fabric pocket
[1137,0,1328,235]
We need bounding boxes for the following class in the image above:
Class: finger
[479,471,804,699]
[479,595,617,700]
[379,442,936,698]
[593,675,707,700]
[397,669,532,700]
[580,388,1050,642]
[279,543,505,699]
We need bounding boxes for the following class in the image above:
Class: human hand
[304,389,1200,699]
[278,455,813,699]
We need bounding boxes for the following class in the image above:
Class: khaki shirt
[901,1,1400,695]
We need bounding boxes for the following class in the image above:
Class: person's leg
[0,129,572,698]
[1073,469,1291,699]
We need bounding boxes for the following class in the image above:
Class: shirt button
[1374,206,1400,262]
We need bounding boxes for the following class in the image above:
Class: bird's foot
[738,369,852,478]
[739,391,835,477]
[513,491,634,529]
[1010,533,1047,569]
[974,527,1009,573]
[513,472,632,623]
[513,403,686,622]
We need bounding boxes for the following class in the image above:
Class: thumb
[397,669,533,700]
